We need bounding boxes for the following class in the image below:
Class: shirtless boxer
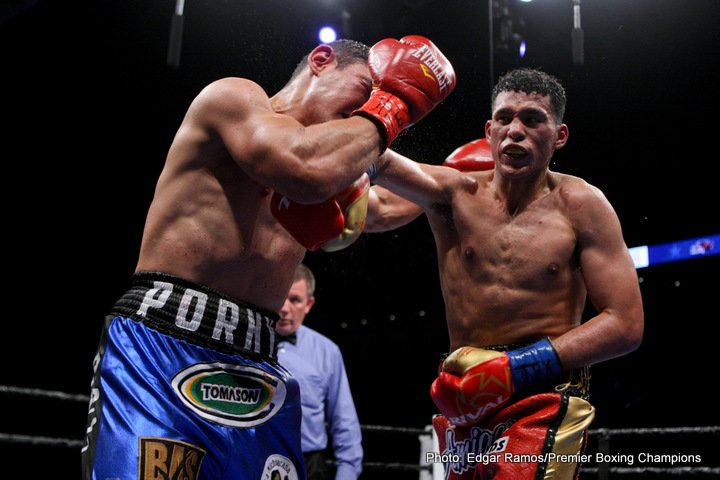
[366,68,643,479]
[82,36,455,479]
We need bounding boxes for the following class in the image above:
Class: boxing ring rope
[0,432,85,449]
[2,385,718,477]
[0,384,90,403]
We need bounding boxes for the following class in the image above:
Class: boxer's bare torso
[137,61,377,312]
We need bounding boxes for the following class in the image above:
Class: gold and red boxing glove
[320,173,371,252]
[352,35,456,151]
[430,338,562,426]
[270,173,371,252]
[443,138,494,172]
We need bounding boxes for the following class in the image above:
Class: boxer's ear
[308,44,336,75]
[555,123,569,150]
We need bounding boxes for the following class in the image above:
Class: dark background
[1,0,718,476]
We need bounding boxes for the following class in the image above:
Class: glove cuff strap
[506,337,563,392]
[352,90,410,152]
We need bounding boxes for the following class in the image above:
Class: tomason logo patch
[172,362,287,428]
[138,437,205,480]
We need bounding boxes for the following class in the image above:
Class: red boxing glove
[321,174,371,252]
[443,138,494,172]
[270,174,370,252]
[431,347,513,427]
[270,195,343,251]
[430,339,562,426]
[353,35,456,150]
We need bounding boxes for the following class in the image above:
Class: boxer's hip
[111,271,279,359]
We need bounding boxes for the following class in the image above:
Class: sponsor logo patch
[172,362,287,428]
[138,437,205,480]
[261,454,299,480]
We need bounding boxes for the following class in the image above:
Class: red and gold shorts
[432,368,594,480]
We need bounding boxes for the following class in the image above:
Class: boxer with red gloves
[361,69,642,479]
[273,35,456,251]
[84,37,459,480]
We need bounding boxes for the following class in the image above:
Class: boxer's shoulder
[191,77,272,116]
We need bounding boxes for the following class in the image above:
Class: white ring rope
[2,385,718,476]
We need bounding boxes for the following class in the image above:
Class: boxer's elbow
[620,307,644,354]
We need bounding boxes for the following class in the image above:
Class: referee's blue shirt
[277,325,363,480]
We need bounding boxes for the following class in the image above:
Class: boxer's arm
[366,139,493,232]
[196,77,381,204]
[551,183,644,370]
[373,149,476,209]
[364,185,423,233]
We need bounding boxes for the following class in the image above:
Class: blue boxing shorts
[81,272,305,480]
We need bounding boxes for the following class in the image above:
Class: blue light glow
[628,234,719,269]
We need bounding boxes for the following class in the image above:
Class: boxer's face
[308,62,373,124]
[276,279,315,336]
[486,90,568,178]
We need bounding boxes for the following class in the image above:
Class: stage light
[519,39,527,57]
[318,26,337,43]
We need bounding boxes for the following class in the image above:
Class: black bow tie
[279,333,297,345]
